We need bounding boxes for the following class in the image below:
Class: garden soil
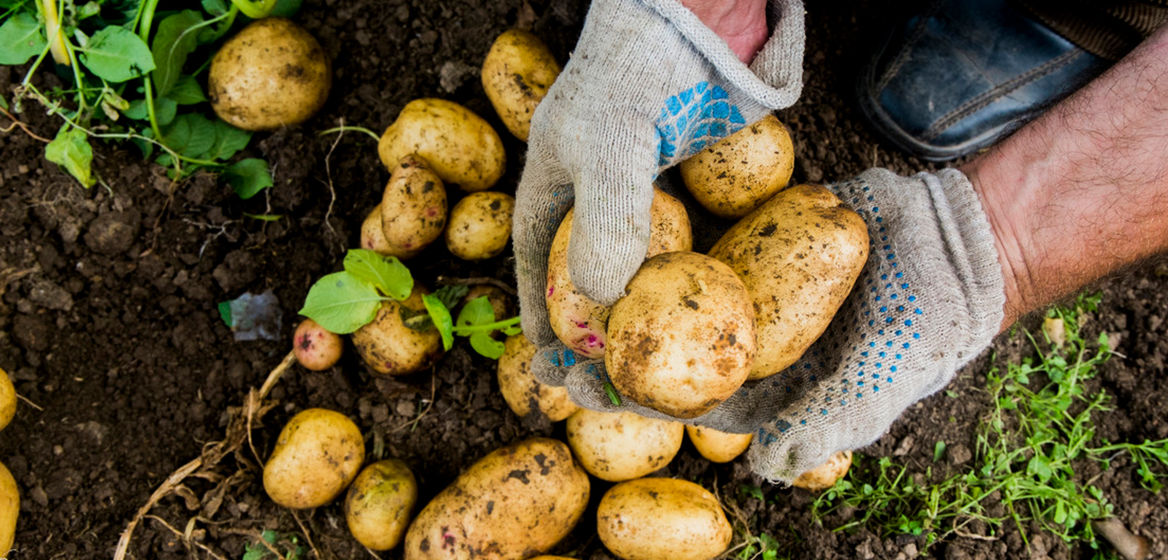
[2,0,1167,559]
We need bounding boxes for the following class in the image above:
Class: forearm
[680,0,769,62]
[963,24,1168,329]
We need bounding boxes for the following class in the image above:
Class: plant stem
[318,125,381,142]
[226,0,276,19]
[452,316,521,335]
[41,0,70,65]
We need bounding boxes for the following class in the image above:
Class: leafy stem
[452,316,520,335]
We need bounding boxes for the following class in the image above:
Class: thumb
[513,149,573,347]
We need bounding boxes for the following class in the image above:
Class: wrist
[680,0,769,63]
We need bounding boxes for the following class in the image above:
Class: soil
[1,1,1166,559]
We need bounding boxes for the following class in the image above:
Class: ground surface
[1,0,1166,559]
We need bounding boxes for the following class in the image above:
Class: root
[0,104,51,143]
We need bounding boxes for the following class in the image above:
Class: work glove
[531,168,1006,483]
[512,0,806,354]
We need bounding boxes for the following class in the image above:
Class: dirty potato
[481,29,561,141]
[263,408,365,509]
[445,191,515,260]
[497,334,578,421]
[361,204,394,255]
[679,114,794,218]
[685,425,752,463]
[565,409,684,482]
[351,286,443,375]
[378,98,505,192]
[293,318,343,371]
[597,478,732,560]
[345,459,418,550]
[0,366,14,432]
[404,437,589,560]
[380,155,447,259]
[0,460,16,556]
[792,450,853,491]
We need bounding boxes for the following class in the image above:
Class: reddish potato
[293,319,343,371]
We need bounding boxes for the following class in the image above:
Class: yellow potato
[546,189,692,359]
[263,408,365,509]
[352,286,443,375]
[597,478,731,560]
[345,459,418,551]
[0,460,17,556]
[679,114,795,219]
[565,409,683,482]
[709,184,869,379]
[404,437,589,560]
[361,204,393,255]
[381,155,448,259]
[378,99,505,192]
[685,425,752,463]
[208,18,330,131]
[445,192,515,260]
[606,252,755,418]
[791,450,853,491]
[0,366,14,432]
[497,334,578,421]
[481,29,562,141]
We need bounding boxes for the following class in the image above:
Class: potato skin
[361,204,394,255]
[263,408,365,509]
[0,366,14,432]
[293,319,343,371]
[685,425,752,463]
[404,437,589,560]
[352,287,442,375]
[792,450,853,491]
[497,334,578,421]
[378,99,506,192]
[597,478,731,560]
[445,192,515,260]
[565,409,683,482]
[606,252,756,418]
[546,189,692,359]
[345,459,418,551]
[0,460,17,556]
[709,184,869,379]
[680,114,794,219]
[381,155,448,259]
[481,29,561,141]
[208,18,330,131]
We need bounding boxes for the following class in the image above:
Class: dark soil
[1,1,1166,559]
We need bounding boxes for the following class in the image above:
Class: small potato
[263,408,365,509]
[546,189,692,359]
[481,29,562,141]
[445,192,515,260]
[709,184,869,379]
[685,425,752,463]
[606,252,755,418]
[352,286,442,375]
[361,204,393,255]
[208,18,330,131]
[679,114,794,218]
[0,366,14,432]
[404,437,589,560]
[566,409,683,482]
[464,285,514,323]
[0,460,17,556]
[345,459,418,551]
[293,319,343,371]
[381,155,447,259]
[597,478,731,560]
[378,99,506,192]
[497,334,578,421]
[791,450,853,491]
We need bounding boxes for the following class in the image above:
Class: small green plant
[298,249,521,359]
[241,529,305,560]
[812,293,1168,553]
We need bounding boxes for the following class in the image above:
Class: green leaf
[501,324,522,336]
[168,75,208,105]
[217,301,233,326]
[269,0,302,17]
[45,126,95,187]
[243,212,282,221]
[223,158,273,199]
[422,293,453,351]
[603,382,622,406]
[207,119,251,160]
[80,26,155,83]
[201,0,228,15]
[154,96,178,125]
[0,12,46,65]
[456,296,495,327]
[433,284,468,310]
[299,271,382,334]
[933,440,946,462]
[160,113,215,158]
[151,10,203,97]
[469,331,504,359]
[343,249,413,301]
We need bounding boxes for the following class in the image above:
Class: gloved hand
[512,0,806,357]
[530,168,1006,483]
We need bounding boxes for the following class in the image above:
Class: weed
[241,529,305,560]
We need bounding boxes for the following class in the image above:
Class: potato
[546,189,692,359]
[445,192,515,260]
[361,204,393,255]
[792,450,853,491]
[464,285,513,323]
[597,478,731,560]
[404,437,589,560]
[378,99,505,192]
[565,409,683,482]
[481,29,561,141]
[0,460,16,556]
[293,319,343,371]
[0,366,14,432]
[263,408,364,509]
[497,334,578,421]
[208,18,330,131]
[345,459,418,551]
[709,184,869,379]
[685,425,752,463]
[352,286,442,375]
[380,155,448,259]
[679,114,794,219]
[606,252,755,418]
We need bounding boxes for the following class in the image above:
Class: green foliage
[0,11,45,64]
[343,249,412,301]
[45,125,95,187]
[299,271,382,335]
[79,26,155,82]
[812,293,1168,553]
[241,529,305,560]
